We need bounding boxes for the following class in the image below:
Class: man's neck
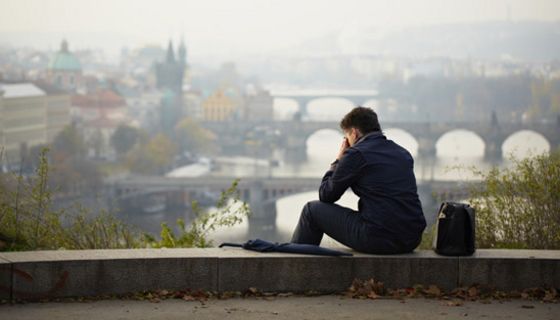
[355,131,382,145]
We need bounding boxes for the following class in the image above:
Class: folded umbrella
[219,238,353,256]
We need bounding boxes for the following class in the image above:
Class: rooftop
[0,82,45,98]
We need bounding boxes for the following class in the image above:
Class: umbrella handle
[218,242,243,248]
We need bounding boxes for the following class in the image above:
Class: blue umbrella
[219,239,353,256]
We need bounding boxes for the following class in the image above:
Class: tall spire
[166,40,175,63]
[178,36,187,66]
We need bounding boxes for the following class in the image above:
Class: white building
[0,82,70,165]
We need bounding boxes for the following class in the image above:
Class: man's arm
[319,148,366,203]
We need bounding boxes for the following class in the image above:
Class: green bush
[0,148,250,251]
[418,225,436,250]
[142,180,250,248]
[469,151,560,249]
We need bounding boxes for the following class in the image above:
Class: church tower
[155,39,184,93]
[178,37,187,68]
[166,40,176,64]
[155,39,188,136]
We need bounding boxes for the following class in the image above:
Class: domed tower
[46,39,82,92]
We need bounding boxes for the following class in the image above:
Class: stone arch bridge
[202,120,560,161]
[271,89,378,117]
[108,175,473,228]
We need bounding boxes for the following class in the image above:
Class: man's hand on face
[337,137,350,160]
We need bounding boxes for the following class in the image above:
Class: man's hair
[339,106,381,134]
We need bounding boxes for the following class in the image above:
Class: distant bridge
[270,89,378,116]
[202,119,560,161]
[108,175,473,227]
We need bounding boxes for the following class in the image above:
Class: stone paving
[1,295,559,320]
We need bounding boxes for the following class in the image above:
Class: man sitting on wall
[291,106,426,254]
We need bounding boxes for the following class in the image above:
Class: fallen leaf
[446,300,464,307]
[277,293,293,297]
[425,285,442,297]
[468,287,478,298]
[367,292,379,300]
[248,287,258,294]
[305,290,320,296]
[543,288,557,302]
[521,305,535,309]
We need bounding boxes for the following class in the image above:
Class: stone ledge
[0,249,558,300]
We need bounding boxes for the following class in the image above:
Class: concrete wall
[1,249,559,300]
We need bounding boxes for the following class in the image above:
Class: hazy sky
[1,0,559,59]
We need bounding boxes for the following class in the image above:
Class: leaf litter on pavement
[1,278,557,305]
[343,278,559,305]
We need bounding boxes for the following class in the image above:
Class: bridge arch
[383,128,419,157]
[502,130,550,159]
[306,128,343,158]
[306,97,355,121]
[273,97,299,120]
[364,99,401,122]
[435,129,485,158]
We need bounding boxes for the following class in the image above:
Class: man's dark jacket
[320,131,426,242]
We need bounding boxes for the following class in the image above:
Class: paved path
[1,296,558,320]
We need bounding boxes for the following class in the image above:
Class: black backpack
[433,202,476,256]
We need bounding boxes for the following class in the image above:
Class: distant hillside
[375,21,560,61]
[297,21,560,61]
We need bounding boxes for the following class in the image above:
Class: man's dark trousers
[291,200,421,254]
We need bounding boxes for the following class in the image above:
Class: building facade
[203,90,235,122]
[71,89,128,160]
[243,88,274,121]
[0,82,70,165]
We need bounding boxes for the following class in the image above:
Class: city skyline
[1,0,560,61]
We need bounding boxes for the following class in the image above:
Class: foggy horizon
[2,0,560,62]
